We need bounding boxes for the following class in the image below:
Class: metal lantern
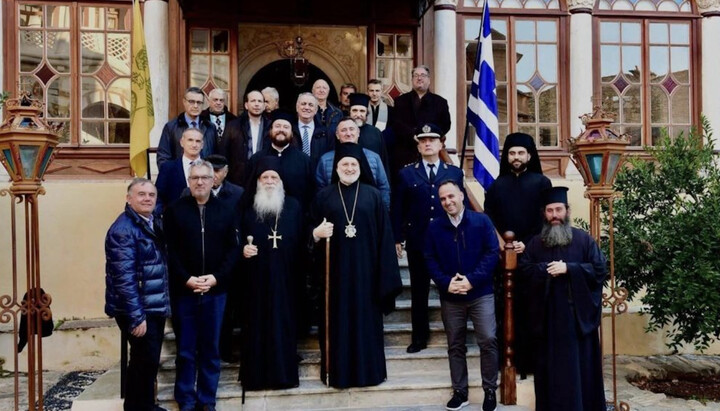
[0,92,59,194]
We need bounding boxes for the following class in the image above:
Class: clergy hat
[499,132,543,176]
[349,93,370,108]
[269,109,294,126]
[254,155,282,180]
[414,123,444,142]
[204,154,228,169]
[542,186,569,206]
[331,143,376,186]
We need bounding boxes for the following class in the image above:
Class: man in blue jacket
[105,178,171,411]
[425,180,499,411]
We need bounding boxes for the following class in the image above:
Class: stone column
[0,3,5,178]
[565,0,595,177]
[433,0,458,152]
[143,0,169,149]
[698,0,720,135]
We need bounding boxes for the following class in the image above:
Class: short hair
[208,88,226,99]
[184,86,204,98]
[244,89,263,102]
[296,92,318,105]
[262,87,279,102]
[188,160,214,176]
[368,79,382,86]
[182,128,203,139]
[337,116,356,127]
[340,83,357,92]
[437,179,461,192]
[412,65,431,77]
[127,178,154,193]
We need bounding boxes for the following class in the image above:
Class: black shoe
[446,390,469,410]
[482,388,497,411]
[406,341,427,353]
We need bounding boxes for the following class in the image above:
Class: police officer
[391,123,465,353]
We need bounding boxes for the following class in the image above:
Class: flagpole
[459,0,487,172]
[145,149,151,179]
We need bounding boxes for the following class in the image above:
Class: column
[144,0,169,148]
[698,2,720,136]
[0,3,5,178]
[433,0,458,153]
[566,0,595,177]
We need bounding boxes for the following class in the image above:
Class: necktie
[190,121,197,128]
[428,163,436,183]
[215,116,223,137]
[302,126,310,155]
[247,134,253,159]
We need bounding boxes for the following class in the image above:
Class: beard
[511,160,528,172]
[253,181,285,221]
[540,215,573,247]
[270,131,291,148]
[353,118,365,127]
[338,171,360,186]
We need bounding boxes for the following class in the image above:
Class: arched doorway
[245,60,339,112]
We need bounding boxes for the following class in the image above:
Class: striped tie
[302,125,310,155]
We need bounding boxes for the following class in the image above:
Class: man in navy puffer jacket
[105,178,170,411]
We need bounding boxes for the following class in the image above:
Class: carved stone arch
[237,24,367,104]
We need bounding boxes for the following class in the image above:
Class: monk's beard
[540,216,573,247]
[254,181,285,222]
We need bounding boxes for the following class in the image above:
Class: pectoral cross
[268,229,282,249]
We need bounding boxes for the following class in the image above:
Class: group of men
[104,64,608,411]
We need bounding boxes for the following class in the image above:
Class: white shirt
[209,113,226,134]
[422,159,440,179]
[182,155,199,186]
[212,183,223,198]
[249,118,261,154]
[448,209,465,227]
[298,120,315,146]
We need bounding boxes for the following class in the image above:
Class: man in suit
[164,161,240,411]
[156,128,204,212]
[220,90,270,186]
[391,65,451,180]
[157,86,217,168]
[392,123,465,354]
[294,92,335,168]
[201,88,237,146]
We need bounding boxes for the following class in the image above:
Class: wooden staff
[324,234,331,387]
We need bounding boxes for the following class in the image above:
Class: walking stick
[324,235,331,387]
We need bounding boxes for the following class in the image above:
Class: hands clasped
[186,274,217,293]
[547,260,567,277]
[448,273,473,295]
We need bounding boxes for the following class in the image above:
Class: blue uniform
[391,161,464,345]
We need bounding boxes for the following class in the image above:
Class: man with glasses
[157,87,217,168]
[391,65,451,182]
[164,161,240,411]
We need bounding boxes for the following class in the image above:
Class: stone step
[397,277,440,301]
[157,346,480,382]
[385,298,442,324]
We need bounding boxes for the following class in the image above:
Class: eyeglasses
[185,99,204,106]
[188,175,213,182]
[412,73,429,79]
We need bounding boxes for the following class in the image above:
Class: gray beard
[253,182,285,222]
[540,217,573,247]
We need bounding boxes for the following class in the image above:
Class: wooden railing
[465,185,517,405]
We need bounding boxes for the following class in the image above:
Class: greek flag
[468,0,499,190]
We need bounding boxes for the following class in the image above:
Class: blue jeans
[440,294,499,395]
[172,293,226,409]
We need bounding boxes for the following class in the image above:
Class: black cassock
[519,227,607,411]
[312,181,402,388]
[239,197,303,390]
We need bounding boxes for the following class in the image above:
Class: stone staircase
[72,257,534,410]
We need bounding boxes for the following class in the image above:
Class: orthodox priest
[311,143,402,388]
[519,187,607,411]
[238,156,302,390]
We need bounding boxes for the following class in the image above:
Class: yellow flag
[129,0,154,178]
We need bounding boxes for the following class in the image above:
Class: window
[596,0,697,146]
[463,16,561,148]
[188,28,233,108]
[17,3,131,146]
[374,33,414,104]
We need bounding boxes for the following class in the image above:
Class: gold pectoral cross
[268,229,282,249]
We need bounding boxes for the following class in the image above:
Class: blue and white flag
[467,0,500,190]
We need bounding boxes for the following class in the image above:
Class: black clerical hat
[349,93,370,108]
[204,154,228,169]
[331,143,376,186]
[254,156,281,180]
[542,186,569,206]
[269,109,294,126]
[414,123,443,142]
[499,132,543,176]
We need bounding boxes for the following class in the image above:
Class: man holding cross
[238,156,303,390]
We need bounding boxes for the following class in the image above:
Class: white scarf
[368,102,389,131]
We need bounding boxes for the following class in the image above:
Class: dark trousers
[115,315,165,411]
[172,293,226,410]
[407,247,430,343]
[440,294,499,395]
